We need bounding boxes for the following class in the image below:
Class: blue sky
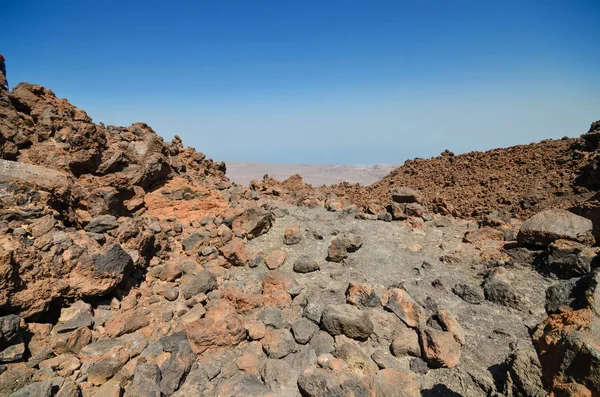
[3,0,600,165]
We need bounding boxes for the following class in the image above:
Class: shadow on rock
[421,384,463,397]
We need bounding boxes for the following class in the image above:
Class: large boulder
[518,209,594,247]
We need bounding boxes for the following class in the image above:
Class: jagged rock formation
[1,70,600,397]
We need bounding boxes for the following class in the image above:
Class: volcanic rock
[518,209,594,247]
[321,304,373,340]
[326,233,363,262]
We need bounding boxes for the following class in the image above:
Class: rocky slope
[275,134,596,220]
[0,74,599,397]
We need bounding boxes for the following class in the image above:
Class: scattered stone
[371,349,397,369]
[327,233,363,262]
[346,282,380,308]
[291,318,319,344]
[409,358,429,375]
[231,207,274,239]
[321,304,373,340]
[541,239,599,279]
[505,349,547,397]
[391,327,421,357]
[261,328,296,359]
[452,283,484,304]
[184,303,246,354]
[258,307,284,329]
[483,268,521,309]
[421,327,461,368]
[220,238,251,266]
[84,215,118,233]
[383,288,425,329]
[181,270,217,299]
[164,287,179,301]
[374,368,420,397]
[283,225,303,245]
[293,256,319,273]
[309,331,335,356]
[265,250,286,270]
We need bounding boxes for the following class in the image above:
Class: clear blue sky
[4,0,600,165]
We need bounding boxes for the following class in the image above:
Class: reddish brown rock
[374,369,419,397]
[346,282,380,309]
[421,327,461,368]
[383,288,425,329]
[220,238,250,267]
[283,225,302,245]
[184,301,247,354]
[231,207,274,239]
[104,308,151,338]
[265,250,287,270]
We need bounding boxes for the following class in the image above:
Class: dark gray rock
[505,349,547,397]
[54,312,93,334]
[283,346,317,372]
[297,368,344,397]
[0,315,20,346]
[84,215,118,233]
[409,358,429,374]
[309,331,334,356]
[321,304,373,340]
[182,232,209,254]
[371,349,397,369]
[92,244,133,276]
[158,332,195,395]
[293,256,320,273]
[540,240,599,279]
[216,372,272,396]
[258,307,284,329]
[262,359,298,396]
[291,318,319,344]
[164,287,179,302]
[9,380,53,397]
[452,284,484,305]
[263,329,296,359]
[182,270,217,300]
[124,362,161,397]
[483,272,521,309]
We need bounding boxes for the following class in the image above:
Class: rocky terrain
[0,69,599,397]
[225,162,397,186]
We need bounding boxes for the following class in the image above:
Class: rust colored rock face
[421,328,462,368]
[265,250,287,270]
[184,302,247,355]
[383,288,425,329]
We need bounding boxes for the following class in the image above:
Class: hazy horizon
[4,1,599,166]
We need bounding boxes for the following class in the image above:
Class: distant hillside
[225,161,397,186]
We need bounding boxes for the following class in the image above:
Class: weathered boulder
[518,209,594,247]
[231,207,274,239]
[184,301,246,354]
[374,369,419,397]
[421,327,461,368]
[383,288,425,329]
[390,187,422,204]
[321,304,373,340]
[327,233,363,262]
[539,239,599,279]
